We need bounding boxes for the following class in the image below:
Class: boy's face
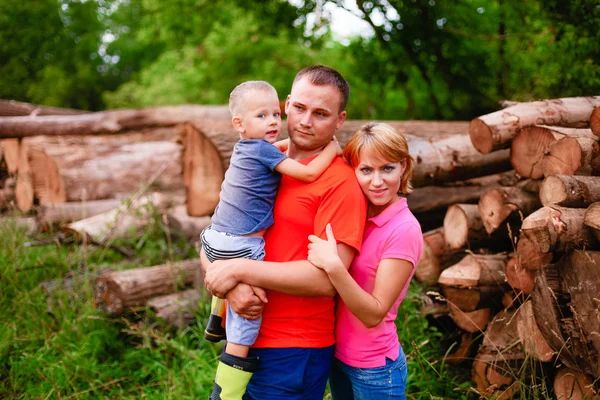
[233,90,282,144]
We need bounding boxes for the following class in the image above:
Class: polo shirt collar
[368,197,408,227]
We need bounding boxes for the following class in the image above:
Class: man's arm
[204,242,356,298]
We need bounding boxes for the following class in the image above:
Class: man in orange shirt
[203,65,367,399]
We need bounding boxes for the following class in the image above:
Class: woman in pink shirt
[308,122,423,399]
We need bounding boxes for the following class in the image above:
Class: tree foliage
[1,0,599,119]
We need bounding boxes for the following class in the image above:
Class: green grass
[1,214,475,399]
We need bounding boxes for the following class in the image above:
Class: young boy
[202,80,341,400]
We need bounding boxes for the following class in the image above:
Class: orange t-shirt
[253,156,367,348]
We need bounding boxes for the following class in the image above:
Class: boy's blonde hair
[229,81,278,117]
[343,122,415,194]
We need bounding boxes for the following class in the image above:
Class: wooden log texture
[15,140,34,212]
[0,99,87,117]
[441,286,505,312]
[591,106,600,137]
[511,126,597,179]
[0,177,16,210]
[415,228,466,285]
[541,133,600,178]
[65,192,178,243]
[478,185,541,234]
[516,206,595,270]
[584,202,600,242]
[554,368,599,400]
[515,300,555,362]
[505,257,534,295]
[2,138,19,174]
[28,149,66,205]
[532,251,600,377]
[438,253,509,288]
[443,204,512,250]
[165,205,212,241]
[38,199,123,225]
[541,175,600,207]
[469,96,600,154]
[449,303,491,333]
[147,289,202,329]
[95,259,202,315]
[444,332,476,365]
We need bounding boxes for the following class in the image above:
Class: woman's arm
[308,224,414,328]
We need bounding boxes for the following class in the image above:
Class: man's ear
[232,116,245,134]
[284,95,291,115]
[335,111,347,130]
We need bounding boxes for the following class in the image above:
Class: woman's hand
[307,223,344,274]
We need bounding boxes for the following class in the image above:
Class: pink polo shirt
[334,198,423,368]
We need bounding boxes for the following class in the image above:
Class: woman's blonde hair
[343,122,415,194]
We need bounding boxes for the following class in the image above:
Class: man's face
[285,78,347,151]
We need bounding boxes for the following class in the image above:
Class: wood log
[501,290,526,310]
[469,96,600,154]
[0,177,15,210]
[510,126,597,179]
[407,171,521,213]
[165,204,212,241]
[448,303,491,333]
[0,99,86,117]
[0,216,39,234]
[441,286,505,312]
[554,368,599,400]
[542,133,600,178]
[591,106,600,137]
[515,300,555,362]
[2,138,19,174]
[541,175,600,207]
[94,259,202,314]
[532,251,600,377]
[415,228,466,285]
[15,140,33,212]
[147,289,202,329]
[64,192,177,243]
[472,309,524,399]
[38,199,123,225]
[444,332,476,365]
[516,206,594,270]
[584,202,600,242]
[438,254,509,288]
[504,257,534,295]
[478,185,541,234]
[443,204,512,250]
[28,149,66,205]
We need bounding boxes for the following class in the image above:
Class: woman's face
[354,149,404,212]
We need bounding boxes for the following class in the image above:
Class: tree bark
[0,100,86,117]
[147,289,202,329]
[94,259,202,315]
[532,251,600,377]
[469,96,600,154]
[541,175,600,207]
[443,204,512,250]
[516,206,594,270]
[515,300,555,362]
[407,171,521,214]
[478,185,541,234]
[584,202,600,242]
[554,368,599,400]
[165,205,212,241]
[591,106,600,137]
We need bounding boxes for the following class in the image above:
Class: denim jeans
[329,347,407,400]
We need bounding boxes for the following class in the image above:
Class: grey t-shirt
[211,139,288,235]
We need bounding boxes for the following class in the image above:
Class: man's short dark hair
[293,65,350,113]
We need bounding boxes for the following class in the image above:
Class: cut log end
[591,106,600,137]
[554,368,599,400]
[469,118,494,154]
[443,205,470,249]
[510,126,557,179]
[539,175,568,206]
[479,188,518,234]
[541,137,583,177]
[505,257,534,294]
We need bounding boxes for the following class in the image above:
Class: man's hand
[204,258,241,298]
[226,283,267,320]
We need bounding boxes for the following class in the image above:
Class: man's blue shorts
[243,346,335,400]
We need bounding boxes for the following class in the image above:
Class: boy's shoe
[209,352,259,400]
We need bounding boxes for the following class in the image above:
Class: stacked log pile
[3,99,600,398]
[414,97,600,399]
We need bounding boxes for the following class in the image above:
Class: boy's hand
[274,138,290,153]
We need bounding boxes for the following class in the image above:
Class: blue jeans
[243,346,335,400]
[329,348,407,400]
